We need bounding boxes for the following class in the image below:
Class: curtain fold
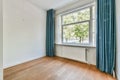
[96,0,116,75]
[46,9,55,57]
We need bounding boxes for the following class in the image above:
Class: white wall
[0,0,3,79]
[116,0,120,79]
[3,0,46,68]
[55,45,96,65]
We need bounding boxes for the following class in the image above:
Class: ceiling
[28,0,79,10]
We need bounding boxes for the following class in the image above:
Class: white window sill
[55,43,96,48]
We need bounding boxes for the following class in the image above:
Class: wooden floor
[4,57,116,80]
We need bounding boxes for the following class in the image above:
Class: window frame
[61,5,95,45]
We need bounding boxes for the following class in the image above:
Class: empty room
[0,0,120,80]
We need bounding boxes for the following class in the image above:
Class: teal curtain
[96,0,116,75]
[46,9,55,57]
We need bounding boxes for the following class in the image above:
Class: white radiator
[56,46,86,63]
[55,45,96,65]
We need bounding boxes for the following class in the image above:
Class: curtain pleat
[96,0,116,75]
[46,9,55,57]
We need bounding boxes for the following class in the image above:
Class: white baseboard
[4,55,45,69]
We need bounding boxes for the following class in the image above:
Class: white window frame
[61,5,95,45]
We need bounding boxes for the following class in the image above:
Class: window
[61,6,96,45]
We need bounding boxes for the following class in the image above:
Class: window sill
[55,43,96,48]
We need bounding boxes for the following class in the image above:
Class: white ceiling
[28,0,79,10]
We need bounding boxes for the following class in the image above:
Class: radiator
[55,45,96,65]
[56,46,86,63]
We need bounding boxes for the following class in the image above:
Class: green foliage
[73,23,89,43]
[63,26,74,42]
[62,8,90,43]
[63,8,90,25]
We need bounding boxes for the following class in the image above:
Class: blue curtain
[96,0,116,75]
[46,9,55,57]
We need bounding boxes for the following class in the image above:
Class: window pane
[62,8,90,25]
[63,22,89,44]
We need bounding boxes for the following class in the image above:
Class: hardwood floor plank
[4,57,116,80]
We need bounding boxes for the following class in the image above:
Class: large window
[61,6,95,45]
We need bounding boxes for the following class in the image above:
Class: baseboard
[56,56,96,67]
[4,56,46,69]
